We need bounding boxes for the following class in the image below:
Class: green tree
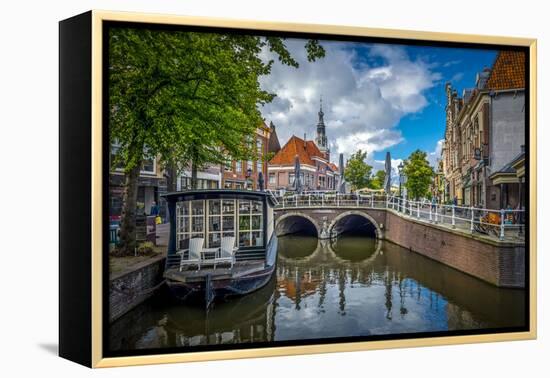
[344,150,373,191]
[109,27,325,255]
[402,150,434,200]
[369,170,386,190]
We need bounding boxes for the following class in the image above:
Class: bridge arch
[275,212,320,237]
[328,210,382,239]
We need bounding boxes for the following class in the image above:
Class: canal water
[109,236,525,351]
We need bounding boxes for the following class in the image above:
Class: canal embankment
[384,208,525,288]
[109,254,166,323]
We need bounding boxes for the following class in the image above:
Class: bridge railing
[275,193,525,241]
[385,196,525,242]
[276,193,388,210]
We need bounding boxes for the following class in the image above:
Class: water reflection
[110,236,526,351]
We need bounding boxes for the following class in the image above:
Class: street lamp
[398,162,404,197]
[245,168,253,190]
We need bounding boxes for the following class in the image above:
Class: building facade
[442,51,525,209]
[176,122,272,191]
[109,147,167,220]
[222,122,271,190]
[267,102,339,191]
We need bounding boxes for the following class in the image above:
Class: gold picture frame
[59,10,537,368]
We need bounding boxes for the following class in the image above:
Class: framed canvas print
[59,10,537,368]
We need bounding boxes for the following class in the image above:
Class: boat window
[207,199,221,248]
[176,198,265,251]
[176,200,205,250]
[238,200,263,247]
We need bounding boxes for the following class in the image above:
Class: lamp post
[245,167,253,190]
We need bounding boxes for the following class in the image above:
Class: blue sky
[259,39,498,171]
[370,45,497,163]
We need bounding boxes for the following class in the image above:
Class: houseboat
[163,190,278,308]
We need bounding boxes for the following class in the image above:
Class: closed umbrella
[338,153,346,194]
[384,151,392,194]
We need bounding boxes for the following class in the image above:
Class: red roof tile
[485,51,526,90]
[269,135,324,166]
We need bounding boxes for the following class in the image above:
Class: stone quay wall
[383,209,525,288]
[109,255,166,323]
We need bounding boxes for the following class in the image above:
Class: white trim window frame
[238,200,263,248]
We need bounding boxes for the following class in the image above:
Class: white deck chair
[215,236,237,268]
[178,237,204,271]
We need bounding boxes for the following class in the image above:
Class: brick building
[441,51,525,209]
[109,144,167,220]
[222,122,272,190]
[176,122,273,191]
[267,101,339,191]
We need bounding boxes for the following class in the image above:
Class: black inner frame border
[101,19,531,359]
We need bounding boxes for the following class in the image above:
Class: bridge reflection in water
[109,235,525,351]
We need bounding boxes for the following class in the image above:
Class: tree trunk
[190,145,198,189]
[165,160,178,193]
[191,159,198,189]
[117,163,141,255]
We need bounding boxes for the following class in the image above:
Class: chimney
[304,133,307,148]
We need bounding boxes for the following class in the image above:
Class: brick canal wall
[109,255,166,323]
[383,209,525,288]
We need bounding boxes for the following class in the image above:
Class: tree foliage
[402,150,434,200]
[109,29,325,173]
[344,150,373,191]
[369,170,386,190]
[108,27,325,254]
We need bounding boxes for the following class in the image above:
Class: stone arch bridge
[274,206,386,239]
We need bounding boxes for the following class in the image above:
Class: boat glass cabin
[176,198,265,251]
[163,190,277,273]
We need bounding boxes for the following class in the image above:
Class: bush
[136,241,155,256]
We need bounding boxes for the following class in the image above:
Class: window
[269,173,276,185]
[180,177,218,190]
[180,176,191,190]
[256,139,263,154]
[110,143,124,171]
[289,173,295,186]
[256,160,262,174]
[238,200,263,247]
[110,141,155,174]
[236,161,242,173]
[247,160,253,171]
[225,158,233,172]
[176,199,236,251]
[256,139,263,173]
[141,156,155,174]
[176,200,205,251]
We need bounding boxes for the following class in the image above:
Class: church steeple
[315,96,329,160]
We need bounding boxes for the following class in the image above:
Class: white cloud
[259,40,440,163]
[373,157,404,186]
[451,72,464,83]
[427,139,444,168]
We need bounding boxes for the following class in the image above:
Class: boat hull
[166,263,275,302]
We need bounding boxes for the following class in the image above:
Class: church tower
[315,97,330,160]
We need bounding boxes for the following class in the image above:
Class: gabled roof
[267,122,281,153]
[269,135,324,166]
[485,51,526,90]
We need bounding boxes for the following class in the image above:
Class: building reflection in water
[109,235,526,351]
